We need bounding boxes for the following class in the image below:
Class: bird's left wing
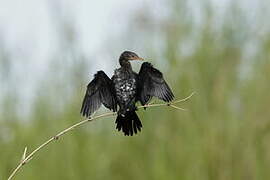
[81,71,117,117]
[137,62,174,105]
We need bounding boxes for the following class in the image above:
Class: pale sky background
[0,0,234,71]
[0,0,259,72]
[0,0,147,110]
[0,0,145,75]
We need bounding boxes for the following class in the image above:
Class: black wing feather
[137,62,174,105]
[81,71,117,117]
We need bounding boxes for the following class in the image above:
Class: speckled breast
[113,68,137,106]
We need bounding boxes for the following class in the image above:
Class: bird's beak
[133,56,144,61]
[136,57,144,61]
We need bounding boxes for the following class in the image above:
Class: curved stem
[7,92,194,180]
[7,112,116,180]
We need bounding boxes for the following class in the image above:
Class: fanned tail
[115,111,142,136]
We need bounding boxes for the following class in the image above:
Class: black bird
[81,51,174,136]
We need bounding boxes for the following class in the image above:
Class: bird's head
[119,51,144,67]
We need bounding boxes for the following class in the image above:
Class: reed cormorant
[81,51,174,136]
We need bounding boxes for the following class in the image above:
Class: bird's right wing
[80,71,117,117]
[137,62,174,105]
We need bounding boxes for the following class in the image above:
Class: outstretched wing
[137,62,174,105]
[81,71,117,117]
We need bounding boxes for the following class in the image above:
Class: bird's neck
[119,59,132,70]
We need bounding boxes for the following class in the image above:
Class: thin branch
[169,104,187,111]
[7,92,194,180]
[7,112,116,180]
[171,91,195,104]
[139,91,194,109]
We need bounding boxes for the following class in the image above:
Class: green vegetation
[1,1,270,179]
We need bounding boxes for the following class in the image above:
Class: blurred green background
[1,0,270,179]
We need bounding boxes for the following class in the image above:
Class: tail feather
[115,111,142,136]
